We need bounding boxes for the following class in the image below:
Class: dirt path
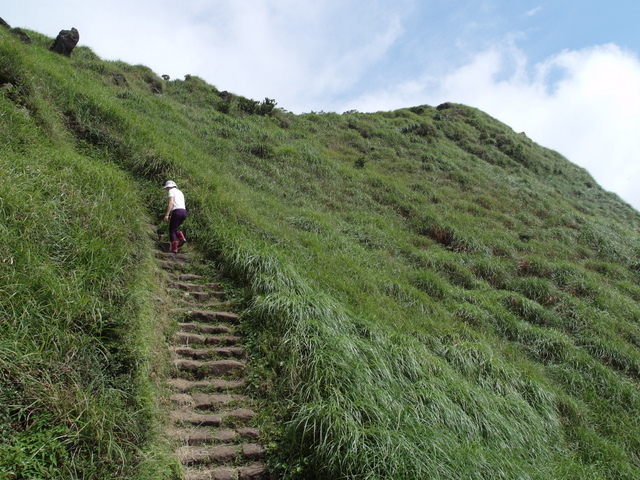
[157,248,269,480]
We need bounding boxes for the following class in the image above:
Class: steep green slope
[2,25,640,479]
[0,33,170,479]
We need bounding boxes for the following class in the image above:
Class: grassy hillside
[2,24,640,479]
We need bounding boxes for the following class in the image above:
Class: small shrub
[354,156,366,168]
[244,143,273,159]
[237,96,259,114]
[454,304,493,327]
[427,255,480,290]
[503,293,560,327]
[216,101,231,114]
[237,97,277,116]
[409,270,450,299]
[409,105,428,115]
[400,122,439,139]
[471,258,511,287]
[258,97,277,116]
[508,277,561,306]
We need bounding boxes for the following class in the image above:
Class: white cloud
[526,7,542,17]
[99,1,407,111]
[6,0,409,109]
[523,46,640,204]
[341,43,640,210]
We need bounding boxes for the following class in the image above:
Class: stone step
[156,241,171,252]
[169,427,215,446]
[171,411,222,427]
[177,444,236,466]
[168,427,260,445]
[173,346,246,360]
[157,251,190,262]
[159,259,186,271]
[171,409,256,427]
[183,303,234,312]
[187,310,240,324]
[192,393,248,410]
[172,309,239,324]
[177,443,266,466]
[174,359,245,376]
[178,323,234,335]
[170,393,247,409]
[173,282,204,292]
[190,292,216,303]
[174,333,242,346]
[183,463,269,480]
[225,408,257,423]
[179,274,204,281]
[166,378,245,393]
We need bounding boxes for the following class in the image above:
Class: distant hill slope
[2,23,640,480]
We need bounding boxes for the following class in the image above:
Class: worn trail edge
[157,248,270,480]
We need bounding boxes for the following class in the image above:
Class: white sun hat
[163,180,177,189]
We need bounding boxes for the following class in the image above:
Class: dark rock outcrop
[11,28,31,44]
[113,73,128,86]
[50,27,79,56]
[0,17,32,43]
[436,102,454,111]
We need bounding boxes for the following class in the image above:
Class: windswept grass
[0,31,175,478]
[2,23,640,479]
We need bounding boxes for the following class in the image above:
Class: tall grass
[0,31,176,478]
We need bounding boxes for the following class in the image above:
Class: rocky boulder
[0,17,32,43]
[50,27,79,56]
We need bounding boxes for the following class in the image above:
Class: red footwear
[170,241,179,253]
[177,231,186,247]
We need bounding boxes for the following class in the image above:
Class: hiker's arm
[163,197,174,221]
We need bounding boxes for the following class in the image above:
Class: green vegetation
[2,25,640,479]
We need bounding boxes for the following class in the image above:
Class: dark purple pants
[169,209,187,242]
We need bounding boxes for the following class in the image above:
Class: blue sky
[5,1,640,210]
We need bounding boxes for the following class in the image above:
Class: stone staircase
[157,248,269,480]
